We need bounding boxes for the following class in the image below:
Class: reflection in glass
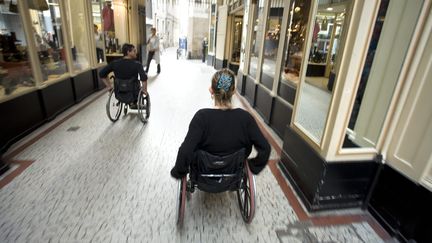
[343,0,424,148]
[294,0,349,144]
[29,0,68,82]
[0,1,35,99]
[260,0,283,89]
[248,0,264,78]
[239,0,249,70]
[92,0,106,63]
[278,0,312,88]
[65,0,91,72]
[231,16,243,64]
[306,13,344,93]
[209,2,216,54]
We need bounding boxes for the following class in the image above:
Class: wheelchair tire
[177,177,187,226]
[237,162,256,223]
[137,91,150,123]
[106,90,123,122]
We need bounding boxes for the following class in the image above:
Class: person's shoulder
[195,108,213,116]
[112,59,124,65]
[232,108,252,117]
[132,60,142,66]
[232,108,256,124]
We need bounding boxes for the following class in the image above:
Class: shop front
[235,0,432,242]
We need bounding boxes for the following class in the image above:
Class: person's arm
[138,63,148,94]
[99,63,114,91]
[247,114,271,174]
[170,112,205,179]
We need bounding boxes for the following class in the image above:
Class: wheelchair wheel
[177,177,187,226]
[237,162,256,223]
[137,91,150,123]
[106,90,123,122]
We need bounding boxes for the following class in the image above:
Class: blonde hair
[211,68,236,107]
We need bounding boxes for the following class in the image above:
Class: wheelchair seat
[190,148,245,193]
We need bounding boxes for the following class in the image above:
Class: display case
[247,0,264,79]
[92,0,106,64]
[0,0,37,102]
[28,0,70,84]
[259,0,283,90]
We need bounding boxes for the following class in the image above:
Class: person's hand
[170,168,185,179]
[107,85,113,92]
[141,87,148,95]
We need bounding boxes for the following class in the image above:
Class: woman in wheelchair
[99,43,148,109]
[171,69,270,224]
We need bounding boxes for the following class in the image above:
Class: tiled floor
[0,49,393,242]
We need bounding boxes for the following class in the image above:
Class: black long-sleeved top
[99,58,147,81]
[170,108,271,179]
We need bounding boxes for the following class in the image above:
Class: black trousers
[96,48,104,62]
[146,51,160,73]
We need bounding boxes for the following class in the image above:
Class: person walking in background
[202,37,208,63]
[94,24,104,63]
[146,27,161,74]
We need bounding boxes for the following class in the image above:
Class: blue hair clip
[217,73,233,92]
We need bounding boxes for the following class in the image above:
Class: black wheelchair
[106,77,150,123]
[176,148,256,225]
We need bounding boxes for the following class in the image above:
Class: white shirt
[148,35,159,51]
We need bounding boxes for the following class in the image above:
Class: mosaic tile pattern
[0,49,387,242]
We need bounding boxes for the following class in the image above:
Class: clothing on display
[102,3,114,32]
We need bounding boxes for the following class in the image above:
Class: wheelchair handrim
[237,162,256,223]
[137,92,150,123]
[106,90,122,122]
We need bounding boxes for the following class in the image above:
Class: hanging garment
[102,5,115,31]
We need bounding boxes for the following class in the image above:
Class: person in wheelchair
[99,43,148,109]
[170,68,271,181]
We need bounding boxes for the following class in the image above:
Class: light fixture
[326,7,333,11]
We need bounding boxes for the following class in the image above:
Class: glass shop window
[231,16,242,64]
[260,0,283,90]
[29,0,68,82]
[102,0,121,55]
[64,0,91,72]
[209,2,216,54]
[92,0,106,64]
[248,0,264,78]
[277,0,312,104]
[0,0,35,101]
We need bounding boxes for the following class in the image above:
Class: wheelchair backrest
[192,148,246,193]
[114,77,137,92]
[113,77,139,104]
